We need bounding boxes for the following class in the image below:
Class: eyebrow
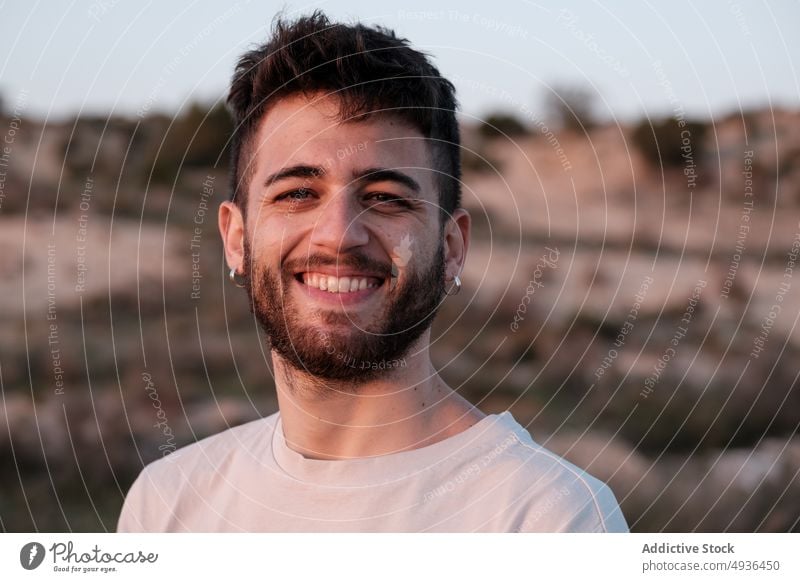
[264,165,325,187]
[264,164,421,194]
[353,167,421,194]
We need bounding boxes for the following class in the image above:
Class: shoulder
[116,412,279,532]
[476,413,628,532]
[147,412,278,481]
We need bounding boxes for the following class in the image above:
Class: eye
[366,192,412,208]
[276,188,313,202]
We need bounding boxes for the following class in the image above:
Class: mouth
[294,272,388,294]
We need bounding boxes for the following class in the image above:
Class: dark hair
[226,10,461,220]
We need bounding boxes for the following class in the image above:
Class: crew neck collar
[271,411,522,488]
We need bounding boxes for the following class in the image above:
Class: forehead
[252,93,433,176]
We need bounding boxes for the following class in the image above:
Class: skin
[218,93,485,460]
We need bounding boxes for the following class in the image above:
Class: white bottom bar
[2,534,798,581]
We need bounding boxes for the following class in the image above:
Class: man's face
[236,94,449,384]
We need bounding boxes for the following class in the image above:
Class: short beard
[243,239,446,391]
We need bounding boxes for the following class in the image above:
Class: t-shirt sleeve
[513,477,629,533]
[116,465,173,533]
[552,480,629,533]
[590,482,629,532]
[117,470,148,532]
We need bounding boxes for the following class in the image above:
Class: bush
[147,101,232,184]
[545,85,596,133]
[478,112,529,140]
[632,117,708,168]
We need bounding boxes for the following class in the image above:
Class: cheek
[246,221,299,262]
[390,231,439,269]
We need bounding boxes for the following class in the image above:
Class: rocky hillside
[1,105,798,532]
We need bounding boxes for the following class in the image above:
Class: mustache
[282,252,393,279]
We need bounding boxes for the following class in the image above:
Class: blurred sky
[1,0,798,123]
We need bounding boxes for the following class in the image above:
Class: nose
[308,188,370,252]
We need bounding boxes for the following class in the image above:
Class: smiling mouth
[295,272,386,293]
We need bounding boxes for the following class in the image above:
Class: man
[117,11,628,533]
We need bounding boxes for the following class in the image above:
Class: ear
[443,207,470,280]
[219,201,245,274]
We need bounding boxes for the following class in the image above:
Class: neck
[273,333,485,460]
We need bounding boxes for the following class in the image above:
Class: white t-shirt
[117,410,628,532]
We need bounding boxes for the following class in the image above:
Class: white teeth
[301,272,380,293]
